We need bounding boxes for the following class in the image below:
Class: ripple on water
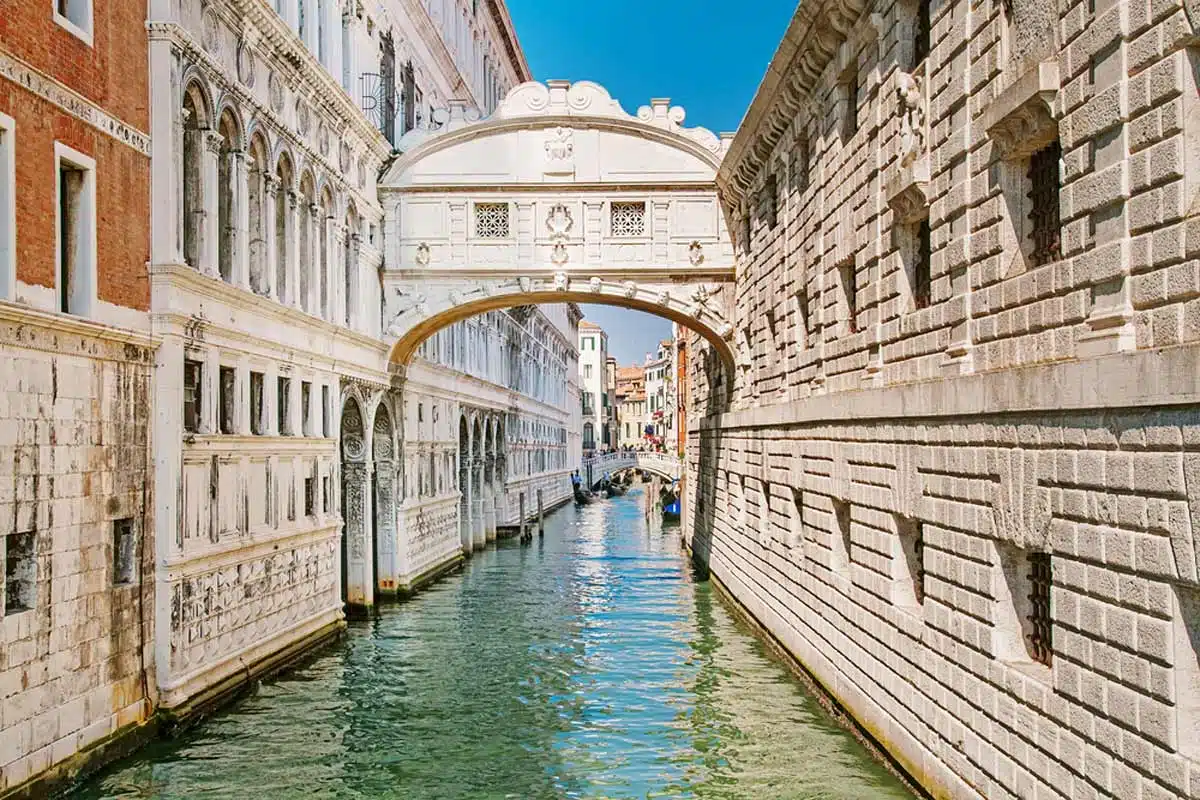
[73,490,914,800]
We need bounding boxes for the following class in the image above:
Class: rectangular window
[56,144,96,316]
[278,377,292,435]
[474,202,510,238]
[1028,140,1062,267]
[301,381,312,436]
[322,476,331,513]
[610,201,646,237]
[250,372,265,435]
[0,113,13,301]
[54,0,93,44]
[112,518,136,585]
[914,218,932,309]
[3,531,36,615]
[183,360,203,434]
[584,364,592,379]
[793,135,810,193]
[793,290,810,351]
[1028,552,1053,666]
[761,174,778,230]
[995,542,1054,674]
[304,476,316,517]
[913,0,931,66]
[219,366,236,434]
[842,75,859,141]
[839,260,858,334]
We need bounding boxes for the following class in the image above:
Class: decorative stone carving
[623,281,637,299]
[657,289,671,306]
[518,276,532,292]
[236,39,255,87]
[201,5,221,56]
[318,121,330,157]
[689,241,704,266]
[296,99,311,136]
[267,71,285,113]
[415,242,431,266]
[339,141,351,172]
[552,272,569,292]
[982,61,1060,160]
[896,72,926,168]
[546,202,573,237]
[551,243,568,265]
[544,127,573,162]
[589,277,602,293]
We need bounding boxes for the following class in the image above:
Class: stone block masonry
[688,0,1200,796]
[0,307,156,797]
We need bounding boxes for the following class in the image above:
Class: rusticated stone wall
[687,0,1200,796]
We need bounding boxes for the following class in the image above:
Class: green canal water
[73,488,914,799]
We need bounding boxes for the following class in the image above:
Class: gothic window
[319,189,333,318]
[298,175,315,313]
[610,202,646,237]
[1028,140,1062,267]
[474,202,510,238]
[275,155,293,303]
[248,135,269,295]
[183,359,203,434]
[216,111,239,284]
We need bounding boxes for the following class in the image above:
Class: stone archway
[340,396,371,610]
[372,403,397,598]
[378,81,739,377]
[483,418,497,542]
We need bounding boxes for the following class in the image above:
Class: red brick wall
[0,0,150,312]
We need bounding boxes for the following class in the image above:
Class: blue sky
[505,0,797,365]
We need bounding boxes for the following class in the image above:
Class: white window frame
[54,142,97,318]
[0,112,14,301]
[53,0,94,46]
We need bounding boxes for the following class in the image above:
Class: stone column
[265,362,279,436]
[287,191,302,309]
[232,150,251,290]
[333,224,346,326]
[459,462,473,555]
[374,460,398,597]
[200,130,223,277]
[472,463,486,550]
[342,459,373,610]
[151,43,180,266]
[308,202,320,315]
[263,175,279,301]
[288,374,302,436]
[348,233,361,331]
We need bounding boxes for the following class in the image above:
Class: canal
[73,488,914,799]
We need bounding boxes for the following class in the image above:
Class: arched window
[298,173,315,313]
[274,154,293,303]
[216,109,240,283]
[181,83,211,270]
[343,204,358,326]
[319,187,333,318]
[247,134,269,295]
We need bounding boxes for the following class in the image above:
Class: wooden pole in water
[537,489,544,537]
[519,493,527,544]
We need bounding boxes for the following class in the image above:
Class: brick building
[0,0,155,794]
[685,0,1200,797]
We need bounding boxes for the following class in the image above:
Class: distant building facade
[615,365,647,447]
[577,320,607,453]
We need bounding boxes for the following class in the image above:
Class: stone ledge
[979,60,1059,160]
[699,342,1200,431]
[0,300,158,356]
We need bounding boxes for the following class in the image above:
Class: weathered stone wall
[0,309,155,794]
[688,0,1200,797]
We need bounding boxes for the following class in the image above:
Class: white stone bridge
[581,451,682,489]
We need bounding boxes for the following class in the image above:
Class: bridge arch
[377,80,740,375]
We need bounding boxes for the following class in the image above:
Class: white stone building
[577,320,607,454]
[145,0,561,721]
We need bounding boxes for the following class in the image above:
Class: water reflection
[74,488,912,800]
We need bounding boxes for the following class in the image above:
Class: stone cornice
[0,299,158,355]
[698,342,1200,432]
[150,262,389,356]
[0,49,151,156]
[486,0,532,83]
[387,180,719,194]
[717,0,868,211]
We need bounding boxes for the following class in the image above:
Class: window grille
[113,519,136,585]
[842,76,859,141]
[1028,141,1061,267]
[610,202,646,237]
[475,202,510,238]
[1028,552,1053,666]
[914,219,932,309]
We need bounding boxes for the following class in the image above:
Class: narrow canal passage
[76,489,914,799]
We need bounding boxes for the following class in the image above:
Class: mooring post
[519,493,527,544]
[537,489,544,537]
